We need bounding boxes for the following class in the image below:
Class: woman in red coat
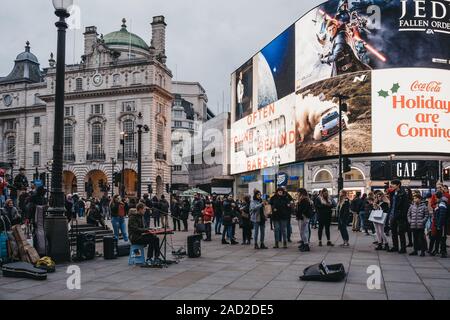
[202,202,214,241]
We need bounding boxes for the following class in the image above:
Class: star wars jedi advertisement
[295,0,450,90]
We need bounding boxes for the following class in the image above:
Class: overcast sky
[0,0,324,114]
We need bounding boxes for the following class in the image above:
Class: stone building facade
[0,17,173,199]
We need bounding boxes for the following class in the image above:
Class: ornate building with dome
[0,16,173,199]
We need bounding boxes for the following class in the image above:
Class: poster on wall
[372,67,450,153]
[235,59,253,122]
[231,94,296,175]
[295,0,450,91]
[295,70,372,161]
[256,24,296,110]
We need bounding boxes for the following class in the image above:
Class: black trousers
[318,220,331,241]
[172,218,181,231]
[134,234,160,259]
[205,223,212,241]
[412,229,427,253]
[391,219,407,250]
[182,219,188,231]
[242,224,252,243]
[154,216,160,228]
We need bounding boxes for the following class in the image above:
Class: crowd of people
[1,165,449,263]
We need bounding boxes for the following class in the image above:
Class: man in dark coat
[269,188,292,248]
[388,180,410,254]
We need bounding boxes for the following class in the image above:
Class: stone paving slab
[1,220,449,300]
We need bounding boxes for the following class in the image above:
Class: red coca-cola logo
[410,81,442,92]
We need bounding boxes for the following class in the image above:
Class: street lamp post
[389,154,396,181]
[334,94,349,196]
[46,0,73,263]
[120,132,127,198]
[111,158,116,198]
[136,112,149,200]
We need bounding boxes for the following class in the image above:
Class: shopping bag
[369,210,387,225]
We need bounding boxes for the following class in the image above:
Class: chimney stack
[83,26,98,56]
[151,16,167,64]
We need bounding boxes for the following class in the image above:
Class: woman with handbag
[373,191,390,251]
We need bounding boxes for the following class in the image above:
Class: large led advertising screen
[230,0,450,175]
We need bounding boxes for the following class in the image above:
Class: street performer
[128,203,162,266]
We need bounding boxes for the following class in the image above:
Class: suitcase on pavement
[115,241,131,257]
[103,236,117,260]
[2,262,47,281]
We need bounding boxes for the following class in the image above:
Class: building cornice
[0,104,46,116]
[39,84,173,103]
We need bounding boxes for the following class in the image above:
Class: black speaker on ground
[187,235,202,258]
[103,236,117,260]
[76,232,96,261]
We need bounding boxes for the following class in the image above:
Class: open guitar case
[299,262,347,282]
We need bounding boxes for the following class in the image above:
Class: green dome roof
[103,19,149,51]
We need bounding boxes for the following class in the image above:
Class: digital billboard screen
[230,0,450,175]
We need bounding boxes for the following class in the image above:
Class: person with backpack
[296,188,313,252]
[110,195,129,242]
[407,193,428,257]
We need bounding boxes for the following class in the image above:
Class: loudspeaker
[187,235,202,258]
[76,232,96,261]
[103,236,116,260]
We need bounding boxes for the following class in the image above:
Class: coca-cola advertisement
[372,67,450,153]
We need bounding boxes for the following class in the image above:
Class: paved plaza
[1,220,449,300]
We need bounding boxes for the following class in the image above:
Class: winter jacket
[212,199,223,218]
[407,203,428,230]
[128,211,147,244]
[222,200,236,226]
[350,197,363,214]
[389,188,409,221]
[338,198,351,224]
[2,206,21,226]
[202,207,214,224]
[435,200,448,230]
[296,198,313,220]
[314,196,334,223]
[250,199,265,224]
[192,199,205,217]
[269,194,291,221]
[159,199,170,214]
[171,201,181,218]
[181,200,190,220]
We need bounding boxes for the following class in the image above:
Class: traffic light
[113,172,120,187]
[148,184,153,194]
[166,184,170,194]
[343,157,352,173]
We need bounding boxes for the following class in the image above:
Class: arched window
[64,124,74,160]
[6,135,15,159]
[91,122,103,156]
[123,119,135,158]
[344,168,365,181]
[314,170,333,183]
